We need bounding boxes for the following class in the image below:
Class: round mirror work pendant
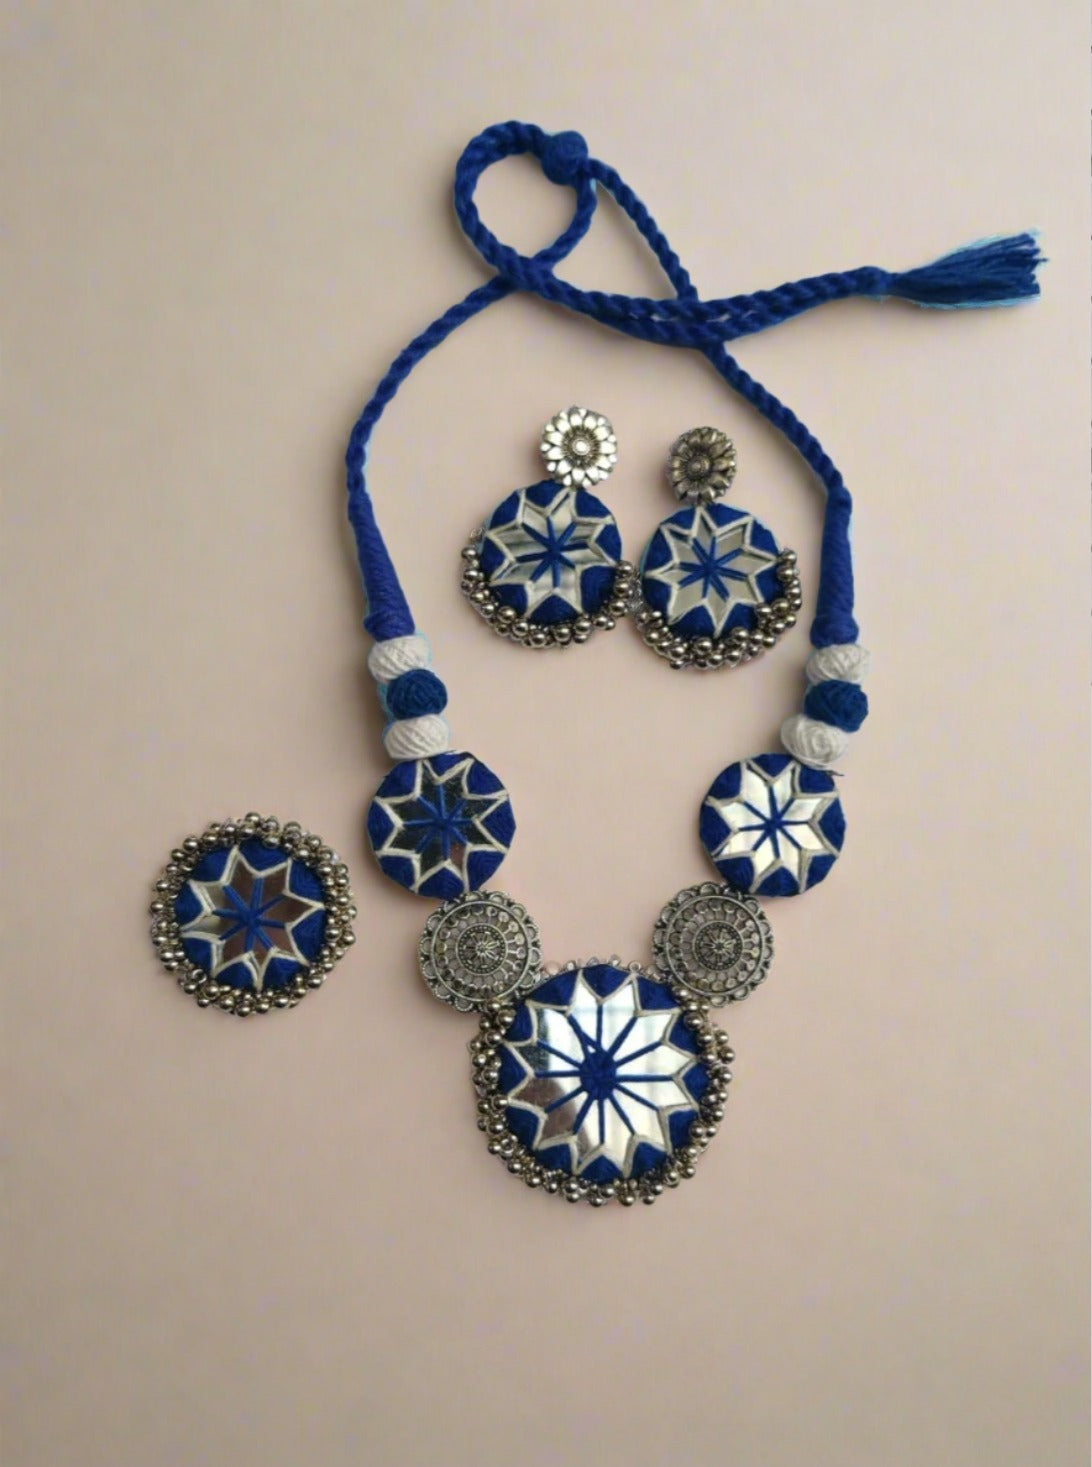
[149,816,355,1015]
[474,961,732,1206]
[699,752,845,897]
[365,751,516,899]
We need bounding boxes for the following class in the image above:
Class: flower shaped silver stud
[667,426,737,503]
[540,406,618,488]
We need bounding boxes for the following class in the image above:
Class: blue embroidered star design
[394,774,490,866]
[643,506,779,636]
[514,518,590,587]
[483,484,619,618]
[737,782,816,858]
[503,971,700,1178]
[178,850,324,988]
[677,534,747,599]
[212,877,291,954]
[373,757,509,890]
[532,1002,681,1150]
[708,759,836,886]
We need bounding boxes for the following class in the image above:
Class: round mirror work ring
[148,815,356,1016]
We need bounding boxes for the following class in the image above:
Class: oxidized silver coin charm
[148,814,356,1015]
[418,889,542,1011]
[653,882,773,1004]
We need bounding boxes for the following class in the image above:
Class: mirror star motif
[643,503,779,637]
[366,751,515,899]
[480,481,621,624]
[176,846,325,991]
[700,753,845,897]
[499,965,708,1184]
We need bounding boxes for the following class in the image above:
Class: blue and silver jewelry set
[148,121,1042,1206]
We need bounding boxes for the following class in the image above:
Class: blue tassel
[885,232,1045,310]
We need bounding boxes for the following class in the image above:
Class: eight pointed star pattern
[700,753,845,897]
[175,843,326,991]
[366,751,516,898]
[479,480,621,624]
[498,965,709,1184]
[642,502,780,638]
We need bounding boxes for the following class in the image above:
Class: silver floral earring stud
[634,427,802,670]
[459,407,635,649]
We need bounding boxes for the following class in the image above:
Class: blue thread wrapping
[804,678,869,733]
[345,120,1044,689]
[384,668,448,720]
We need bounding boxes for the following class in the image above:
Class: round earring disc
[478,480,621,626]
[641,501,782,640]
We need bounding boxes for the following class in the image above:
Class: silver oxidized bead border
[147,813,356,1016]
[460,535,637,649]
[633,548,803,670]
[469,958,734,1207]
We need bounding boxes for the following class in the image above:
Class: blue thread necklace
[347,122,1040,1206]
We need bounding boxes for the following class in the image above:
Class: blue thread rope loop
[346,120,1044,679]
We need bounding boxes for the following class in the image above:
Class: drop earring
[459,406,636,649]
[634,427,803,670]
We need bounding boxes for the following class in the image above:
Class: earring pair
[459,408,802,670]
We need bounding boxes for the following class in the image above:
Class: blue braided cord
[346,120,1042,656]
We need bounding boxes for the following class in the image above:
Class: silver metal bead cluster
[667,426,737,503]
[469,959,733,1208]
[653,883,774,1006]
[633,548,803,670]
[148,814,355,1016]
[460,538,637,648]
[419,890,542,1012]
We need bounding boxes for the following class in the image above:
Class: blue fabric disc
[641,501,782,638]
[499,963,709,1181]
[699,752,845,897]
[173,838,327,992]
[478,480,621,626]
[366,750,515,899]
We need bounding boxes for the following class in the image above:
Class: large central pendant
[473,960,732,1206]
[415,882,763,1206]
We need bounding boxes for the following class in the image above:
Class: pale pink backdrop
[4,4,1088,1466]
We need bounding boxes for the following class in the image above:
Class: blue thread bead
[804,679,869,732]
[385,668,448,719]
[541,130,588,185]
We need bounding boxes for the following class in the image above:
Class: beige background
[4,4,1089,1465]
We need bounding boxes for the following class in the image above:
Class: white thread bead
[805,643,870,685]
[780,713,849,769]
[368,634,431,682]
[383,714,451,761]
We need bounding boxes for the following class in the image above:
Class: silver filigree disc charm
[148,814,356,1016]
[653,882,773,1005]
[419,890,542,1011]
